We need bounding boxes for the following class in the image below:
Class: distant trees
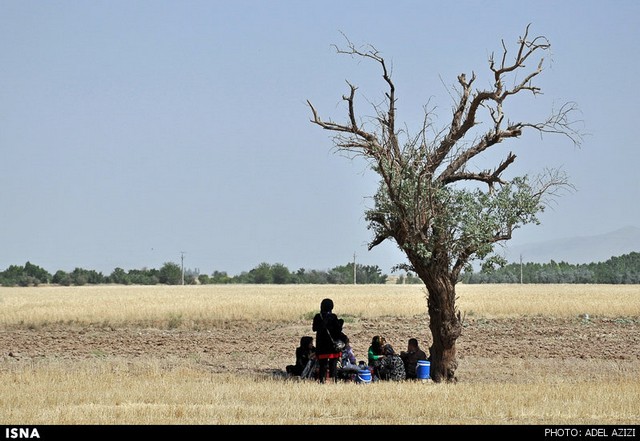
[396,272,423,284]
[328,262,387,284]
[220,262,387,284]
[2,254,639,287]
[109,267,130,285]
[126,268,160,285]
[158,262,182,285]
[52,268,106,286]
[0,260,390,286]
[198,270,232,285]
[0,261,51,286]
[461,252,640,284]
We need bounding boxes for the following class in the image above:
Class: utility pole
[180,251,185,285]
[520,254,523,284]
[353,252,357,285]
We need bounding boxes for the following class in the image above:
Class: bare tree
[307,25,582,383]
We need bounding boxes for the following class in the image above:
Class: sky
[1,1,639,276]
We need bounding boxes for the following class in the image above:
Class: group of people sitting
[285,297,431,383]
[285,333,430,383]
[369,335,429,381]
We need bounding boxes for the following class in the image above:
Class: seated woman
[367,335,386,380]
[286,336,316,377]
[378,342,406,381]
[337,336,359,381]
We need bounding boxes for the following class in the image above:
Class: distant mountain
[502,226,640,265]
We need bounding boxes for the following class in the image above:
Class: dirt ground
[2,315,639,381]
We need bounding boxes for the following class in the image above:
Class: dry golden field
[0,283,639,426]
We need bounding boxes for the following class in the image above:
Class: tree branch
[442,151,517,188]
[434,24,566,183]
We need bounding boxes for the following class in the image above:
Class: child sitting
[337,336,360,381]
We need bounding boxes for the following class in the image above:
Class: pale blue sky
[1,1,639,276]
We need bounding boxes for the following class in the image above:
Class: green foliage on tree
[396,272,423,284]
[204,270,232,284]
[0,262,52,286]
[329,263,388,284]
[70,267,105,285]
[158,262,182,285]
[248,262,273,284]
[270,263,291,284]
[127,268,159,285]
[109,267,131,285]
[294,268,330,284]
[24,262,52,284]
[52,270,72,286]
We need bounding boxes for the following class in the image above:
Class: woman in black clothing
[312,298,345,383]
[285,335,315,377]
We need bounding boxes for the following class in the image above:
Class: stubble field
[0,283,639,425]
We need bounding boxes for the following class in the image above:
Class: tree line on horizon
[1,252,639,287]
[0,261,388,287]
[461,252,640,284]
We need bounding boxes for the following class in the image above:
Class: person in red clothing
[312,298,345,383]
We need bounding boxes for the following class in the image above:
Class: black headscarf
[320,298,334,313]
[313,298,344,355]
[299,336,313,348]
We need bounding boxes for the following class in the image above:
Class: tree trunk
[420,268,462,383]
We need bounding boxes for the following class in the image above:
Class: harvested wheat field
[0,284,639,427]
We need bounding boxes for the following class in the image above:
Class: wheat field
[2,283,638,327]
[1,284,639,426]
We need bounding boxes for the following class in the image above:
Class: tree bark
[418,266,462,383]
